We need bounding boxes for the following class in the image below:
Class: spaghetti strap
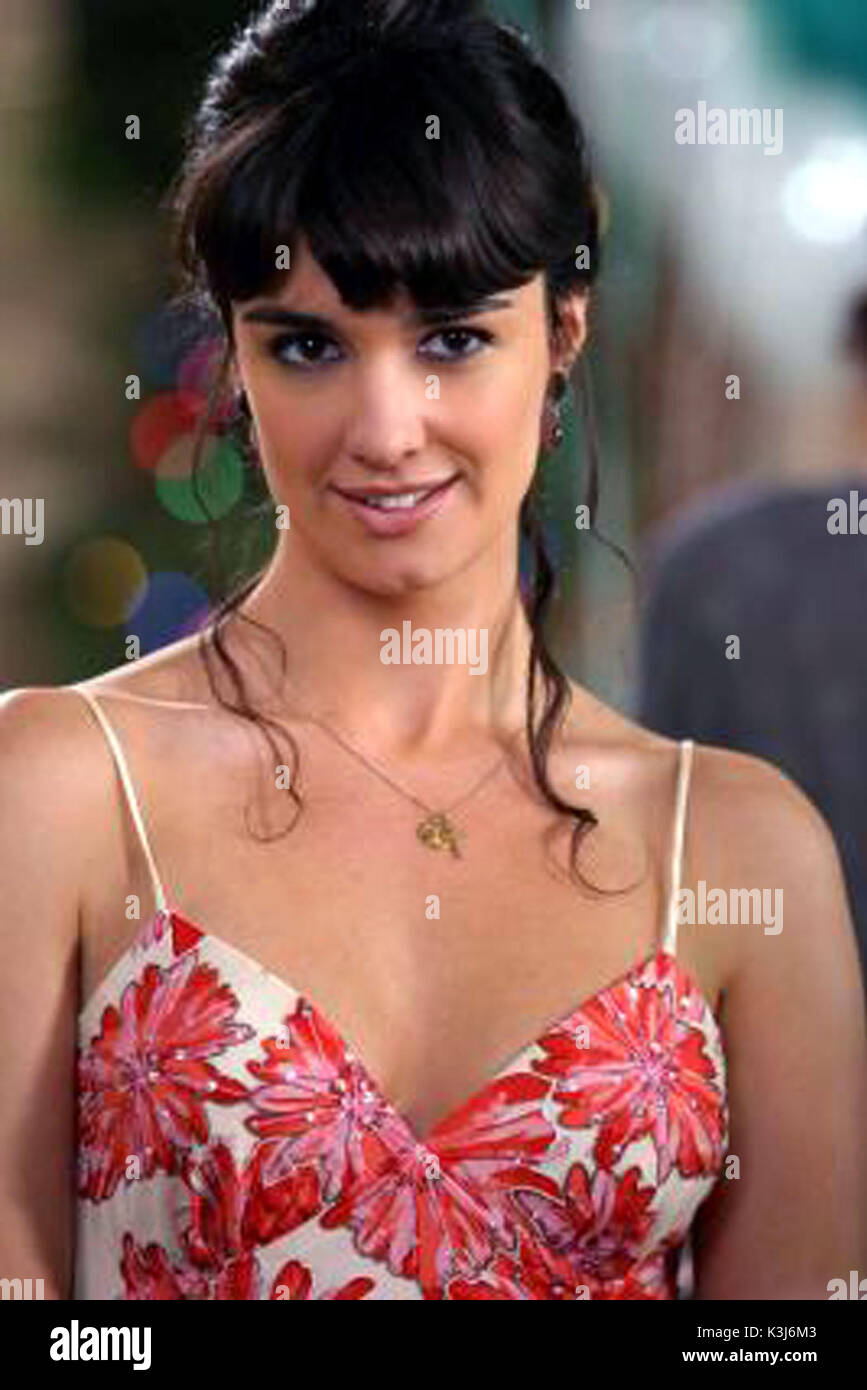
[660,738,694,957]
[70,685,169,918]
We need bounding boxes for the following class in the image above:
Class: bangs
[193,40,564,320]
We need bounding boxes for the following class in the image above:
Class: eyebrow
[240,295,513,331]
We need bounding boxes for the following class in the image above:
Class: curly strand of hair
[187,341,304,842]
[519,452,599,892]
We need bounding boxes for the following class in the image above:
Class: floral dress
[71,687,727,1300]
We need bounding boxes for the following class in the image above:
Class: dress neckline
[79,905,726,1150]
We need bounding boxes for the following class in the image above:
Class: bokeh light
[63,537,148,628]
[782,139,867,243]
[177,337,234,425]
[133,301,221,393]
[125,571,211,654]
[154,434,245,523]
[129,390,210,472]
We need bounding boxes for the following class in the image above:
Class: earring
[542,370,569,452]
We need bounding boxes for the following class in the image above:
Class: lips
[333,476,458,502]
[332,472,460,534]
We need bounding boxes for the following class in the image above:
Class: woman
[1,0,864,1301]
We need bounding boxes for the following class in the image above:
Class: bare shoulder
[686,736,845,887]
[1,631,212,747]
[0,682,102,775]
[69,632,213,705]
[0,681,131,880]
[654,729,857,996]
[560,679,843,874]
[0,634,214,837]
[558,682,857,981]
[0,686,111,970]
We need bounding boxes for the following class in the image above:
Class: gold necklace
[300,710,508,858]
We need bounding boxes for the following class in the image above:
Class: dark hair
[166,0,624,887]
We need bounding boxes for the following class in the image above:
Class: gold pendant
[416,811,463,857]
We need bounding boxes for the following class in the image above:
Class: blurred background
[1,0,866,955]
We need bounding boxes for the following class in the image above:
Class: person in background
[639,291,867,983]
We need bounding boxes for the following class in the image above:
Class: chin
[340,554,457,598]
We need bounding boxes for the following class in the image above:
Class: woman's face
[230,235,586,598]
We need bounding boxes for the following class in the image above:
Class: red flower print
[320,1072,562,1300]
[532,970,725,1183]
[270,1260,375,1300]
[584,1263,670,1299]
[137,906,171,953]
[446,1249,532,1299]
[181,1140,321,1266]
[78,953,254,1201]
[245,1000,407,1202]
[447,1163,660,1299]
[120,1139,321,1300]
[650,950,718,1029]
[448,1243,672,1299]
[121,1232,258,1301]
[120,1233,209,1300]
[96,943,726,1300]
[170,911,205,957]
[511,1162,656,1282]
[135,906,203,957]
[448,1238,670,1300]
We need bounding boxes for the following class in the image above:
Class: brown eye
[268,332,342,368]
[422,326,494,361]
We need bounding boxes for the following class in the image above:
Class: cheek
[471,371,545,481]
[253,389,335,478]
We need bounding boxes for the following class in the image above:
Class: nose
[341,361,428,467]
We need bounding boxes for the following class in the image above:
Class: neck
[224,530,540,762]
